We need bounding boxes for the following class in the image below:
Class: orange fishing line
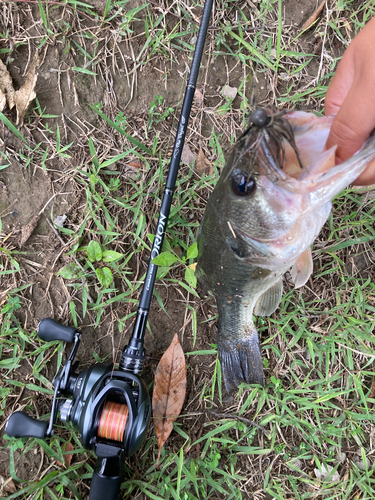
[98,402,128,442]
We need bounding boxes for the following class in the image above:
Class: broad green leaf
[102,250,124,262]
[152,251,180,267]
[96,267,113,287]
[186,243,198,260]
[57,262,81,280]
[87,240,102,262]
[185,266,197,288]
[102,267,113,287]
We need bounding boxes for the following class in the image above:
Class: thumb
[325,71,375,164]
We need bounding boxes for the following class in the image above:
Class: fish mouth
[231,109,305,182]
[240,109,375,207]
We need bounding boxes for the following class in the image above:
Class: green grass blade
[90,106,152,154]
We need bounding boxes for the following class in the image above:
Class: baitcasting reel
[6,318,151,500]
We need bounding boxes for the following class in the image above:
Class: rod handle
[89,455,122,500]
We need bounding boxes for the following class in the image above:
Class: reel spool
[98,402,129,442]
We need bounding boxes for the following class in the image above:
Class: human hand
[324,17,375,186]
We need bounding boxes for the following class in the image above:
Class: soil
[0,0,365,499]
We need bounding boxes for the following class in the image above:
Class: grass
[1,0,375,499]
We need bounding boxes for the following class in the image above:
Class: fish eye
[232,172,256,197]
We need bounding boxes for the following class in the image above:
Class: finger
[324,72,375,163]
[324,47,355,116]
[352,158,375,186]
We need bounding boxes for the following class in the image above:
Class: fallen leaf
[0,475,17,493]
[222,85,238,100]
[301,0,326,31]
[0,89,6,112]
[55,441,74,468]
[0,59,15,109]
[181,143,197,167]
[195,147,213,175]
[127,160,143,169]
[153,333,186,465]
[194,88,204,105]
[14,52,39,127]
[63,442,74,467]
[20,214,41,246]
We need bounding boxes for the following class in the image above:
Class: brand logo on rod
[151,212,167,261]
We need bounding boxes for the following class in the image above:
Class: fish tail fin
[217,333,265,393]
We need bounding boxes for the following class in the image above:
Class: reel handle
[38,318,77,343]
[6,411,48,439]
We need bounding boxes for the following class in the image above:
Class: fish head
[214,109,375,272]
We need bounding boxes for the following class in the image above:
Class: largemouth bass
[196,109,375,392]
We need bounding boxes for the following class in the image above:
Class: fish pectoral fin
[253,278,283,316]
[291,247,313,288]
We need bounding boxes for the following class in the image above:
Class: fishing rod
[5,1,214,499]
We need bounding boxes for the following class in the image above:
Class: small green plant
[151,241,198,288]
[147,95,174,131]
[114,110,127,131]
[58,240,125,288]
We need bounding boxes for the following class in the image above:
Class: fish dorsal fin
[291,247,313,288]
[254,278,283,316]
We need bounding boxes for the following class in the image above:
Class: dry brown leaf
[55,441,74,468]
[0,59,15,109]
[128,160,144,169]
[63,442,74,467]
[152,333,186,465]
[14,52,39,127]
[194,88,204,105]
[20,214,41,246]
[301,0,326,31]
[181,143,197,167]
[0,88,6,112]
[195,147,213,176]
[0,475,17,494]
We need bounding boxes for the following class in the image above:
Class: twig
[46,218,94,303]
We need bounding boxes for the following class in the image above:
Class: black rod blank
[124,0,214,350]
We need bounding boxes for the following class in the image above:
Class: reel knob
[6,411,48,439]
[38,318,77,343]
